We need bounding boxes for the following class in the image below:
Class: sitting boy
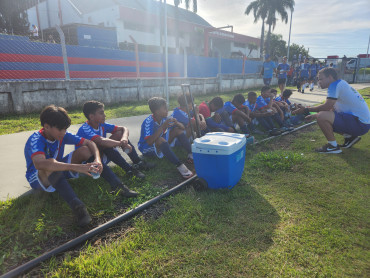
[172,93,207,138]
[77,101,153,180]
[198,97,234,132]
[244,91,282,136]
[275,89,305,126]
[25,105,118,227]
[138,97,193,179]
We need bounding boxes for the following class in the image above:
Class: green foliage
[0,0,30,36]
[359,68,370,74]
[288,43,309,61]
[265,32,287,58]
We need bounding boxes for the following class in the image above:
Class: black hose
[1,175,197,278]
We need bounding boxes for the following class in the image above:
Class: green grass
[0,87,266,135]
[0,88,369,276]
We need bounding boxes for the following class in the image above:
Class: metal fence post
[56,25,70,80]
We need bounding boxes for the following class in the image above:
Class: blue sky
[182,0,370,58]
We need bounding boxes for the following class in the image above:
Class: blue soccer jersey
[310,64,318,77]
[138,115,167,155]
[77,122,118,142]
[275,95,292,105]
[263,61,276,78]
[300,63,310,78]
[277,63,290,79]
[255,96,270,110]
[172,107,193,127]
[223,101,238,115]
[243,100,257,112]
[24,129,84,184]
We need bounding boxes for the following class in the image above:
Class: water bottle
[90,166,100,179]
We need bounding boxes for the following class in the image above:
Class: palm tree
[245,0,269,58]
[247,42,258,57]
[265,0,295,54]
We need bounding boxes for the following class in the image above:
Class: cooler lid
[192,132,246,155]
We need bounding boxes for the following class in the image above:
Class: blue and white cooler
[192,132,246,189]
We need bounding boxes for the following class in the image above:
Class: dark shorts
[299,77,308,83]
[263,78,272,85]
[278,78,287,85]
[309,75,316,81]
[333,112,370,137]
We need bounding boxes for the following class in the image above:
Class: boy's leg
[169,127,192,160]
[232,114,250,134]
[220,110,234,129]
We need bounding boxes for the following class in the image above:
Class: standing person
[299,58,310,93]
[277,56,290,93]
[30,24,38,39]
[24,105,104,227]
[260,54,277,86]
[138,97,194,179]
[309,59,318,91]
[293,67,370,153]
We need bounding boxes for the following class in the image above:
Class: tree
[265,0,295,54]
[288,43,309,61]
[264,33,308,61]
[245,0,269,58]
[247,42,258,57]
[0,0,29,35]
[174,0,197,13]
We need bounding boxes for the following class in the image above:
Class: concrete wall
[0,75,274,115]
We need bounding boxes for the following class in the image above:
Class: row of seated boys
[24,87,303,227]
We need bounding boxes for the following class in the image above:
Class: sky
[176,0,370,58]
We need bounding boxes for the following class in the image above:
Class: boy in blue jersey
[245,91,281,136]
[293,67,370,153]
[277,56,290,93]
[25,105,103,227]
[172,93,207,138]
[78,101,154,181]
[299,58,310,93]
[260,54,277,86]
[275,89,305,125]
[138,97,193,179]
[309,59,318,91]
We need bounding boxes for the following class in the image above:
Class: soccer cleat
[310,88,314,92]
[134,160,156,171]
[302,90,305,94]
[127,168,145,179]
[71,198,92,227]
[339,136,361,149]
[177,164,194,179]
[117,184,139,197]
[315,143,342,154]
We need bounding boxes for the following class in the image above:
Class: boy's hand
[91,161,103,174]
[213,113,221,123]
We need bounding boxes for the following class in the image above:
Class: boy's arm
[145,119,173,146]
[234,109,251,123]
[81,139,103,172]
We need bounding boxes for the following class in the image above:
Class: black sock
[103,147,132,172]
[127,140,141,164]
[100,163,122,190]
[48,172,78,209]
[176,132,192,154]
[159,142,181,166]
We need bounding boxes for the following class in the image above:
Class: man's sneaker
[134,160,156,171]
[315,143,342,154]
[177,164,194,179]
[339,136,361,149]
[127,168,145,179]
[71,198,92,227]
[117,184,138,197]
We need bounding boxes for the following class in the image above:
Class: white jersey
[327,80,370,124]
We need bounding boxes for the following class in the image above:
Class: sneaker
[177,164,194,179]
[187,153,194,164]
[315,143,342,154]
[310,88,313,92]
[71,198,92,227]
[339,136,361,149]
[269,128,282,136]
[302,90,305,94]
[127,168,145,179]
[134,160,156,171]
[117,184,138,197]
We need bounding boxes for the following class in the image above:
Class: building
[26,0,260,58]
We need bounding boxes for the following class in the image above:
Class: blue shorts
[333,112,370,137]
[263,78,272,85]
[142,131,176,158]
[28,152,79,192]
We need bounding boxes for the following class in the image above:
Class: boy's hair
[40,105,71,129]
[270,89,278,95]
[261,86,270,93]
[232,93,246,105]
[319,67,338,80]
[83,100,104,119]
[177,93,193,107]
[248,91,257,98]
[148,97,167,113]
[282,89,293,98]
[209,97,224,109]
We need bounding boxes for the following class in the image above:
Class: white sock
[310,83,314,90]
[328,140,337,147]
[302,83,308,91]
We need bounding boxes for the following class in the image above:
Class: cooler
[192,132,246,189]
